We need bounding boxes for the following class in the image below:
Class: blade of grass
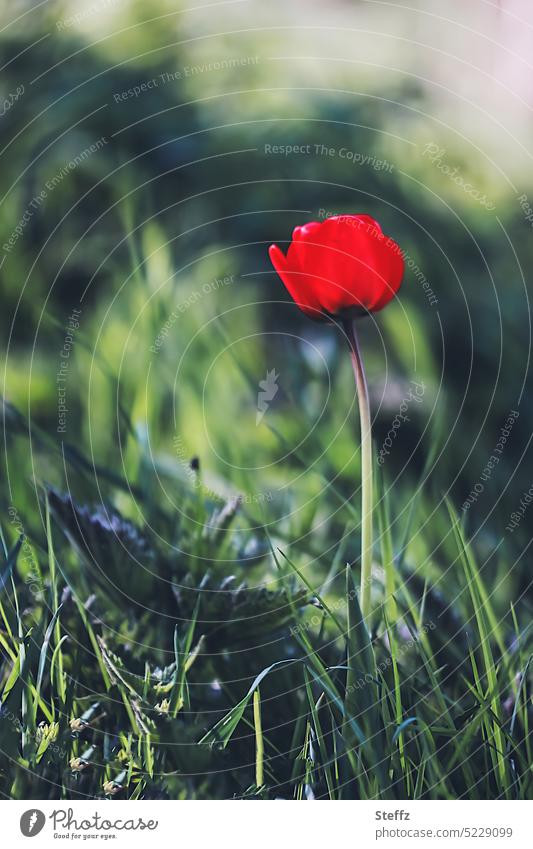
[45,493,66,704]
[253,688,264,790]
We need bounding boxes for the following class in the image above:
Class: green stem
[344,318,373,624]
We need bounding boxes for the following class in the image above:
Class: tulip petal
[321,215,402,311]
[268,244,324,319]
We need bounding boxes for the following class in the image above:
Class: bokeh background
[2,0,532,552]
[0,0,532,800]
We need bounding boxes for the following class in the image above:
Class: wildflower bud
[103,780,122,796]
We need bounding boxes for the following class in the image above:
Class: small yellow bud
[155,698,170,715]
[103,780,121,796]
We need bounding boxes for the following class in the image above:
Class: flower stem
[343,318,373,624]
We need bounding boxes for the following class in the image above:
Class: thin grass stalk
[253,687,264,789]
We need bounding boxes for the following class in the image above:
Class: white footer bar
[2,799,529,848]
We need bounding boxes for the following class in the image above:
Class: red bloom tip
[269,214,404,321]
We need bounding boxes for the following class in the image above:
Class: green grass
[0,13,531,799]
[1,211,531,800]
[0,398,531,798]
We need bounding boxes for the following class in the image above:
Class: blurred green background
[1,0,532,606]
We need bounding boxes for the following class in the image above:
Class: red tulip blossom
[269,214,403,320]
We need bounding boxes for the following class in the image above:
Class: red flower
[269,214,404,320]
